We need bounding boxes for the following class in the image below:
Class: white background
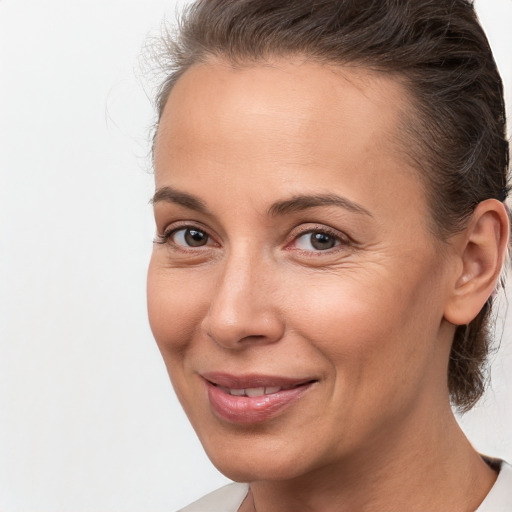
[1,1,511,511]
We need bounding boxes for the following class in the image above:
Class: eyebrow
[151,186,372,218]
[267,194,373,218]
[151,186,209,214]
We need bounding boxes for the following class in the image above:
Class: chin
[209,453,306,483]
[199,430,325,483]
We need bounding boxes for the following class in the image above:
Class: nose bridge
[202,242,283,348]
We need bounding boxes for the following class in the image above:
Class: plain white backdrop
[1,1,511,511]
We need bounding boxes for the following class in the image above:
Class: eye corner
[153,234,167,245]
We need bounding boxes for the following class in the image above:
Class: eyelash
[153,223,351,254]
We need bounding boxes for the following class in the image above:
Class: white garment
[476,460,512,512]
[178,460,512,512]
[178,482,248,512]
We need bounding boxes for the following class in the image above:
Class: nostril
[204,329,268,349]
[201,305,285,348]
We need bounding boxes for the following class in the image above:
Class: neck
[240,401,497,512]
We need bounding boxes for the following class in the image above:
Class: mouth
[216,384,296,397]
[201,373,317,424]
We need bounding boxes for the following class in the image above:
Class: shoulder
[476,459,512,512]
[177,483,250,512]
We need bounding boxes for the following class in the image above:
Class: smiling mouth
[215,383,307,397]
[202,373,317,424]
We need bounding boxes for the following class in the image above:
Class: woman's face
[148,60,457,481]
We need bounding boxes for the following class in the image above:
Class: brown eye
[295,231,340,251]
[311,232,336,250]
[174,228,209,247]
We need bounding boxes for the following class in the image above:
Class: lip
[202,372,316,424]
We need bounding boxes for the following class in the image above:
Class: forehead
[153,59,424,220]
[155,59,410,160]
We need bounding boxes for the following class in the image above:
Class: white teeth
[245,387,265,397]
[226,386,283,396]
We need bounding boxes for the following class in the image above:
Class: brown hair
[152,0,509,412]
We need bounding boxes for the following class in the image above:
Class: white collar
[476,460,512,511]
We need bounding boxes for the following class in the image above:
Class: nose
[201,250,285,349]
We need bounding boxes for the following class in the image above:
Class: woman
[146,0,512,510]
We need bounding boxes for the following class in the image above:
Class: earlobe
[444,199,509,326]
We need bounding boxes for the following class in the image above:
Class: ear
[444,199,510,326]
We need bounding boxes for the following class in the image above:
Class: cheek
[285,271,442,443]
[287,272,398,344]
[147,257,211,355]
[287,265,441,381]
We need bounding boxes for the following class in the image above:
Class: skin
[147,59,508,511]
